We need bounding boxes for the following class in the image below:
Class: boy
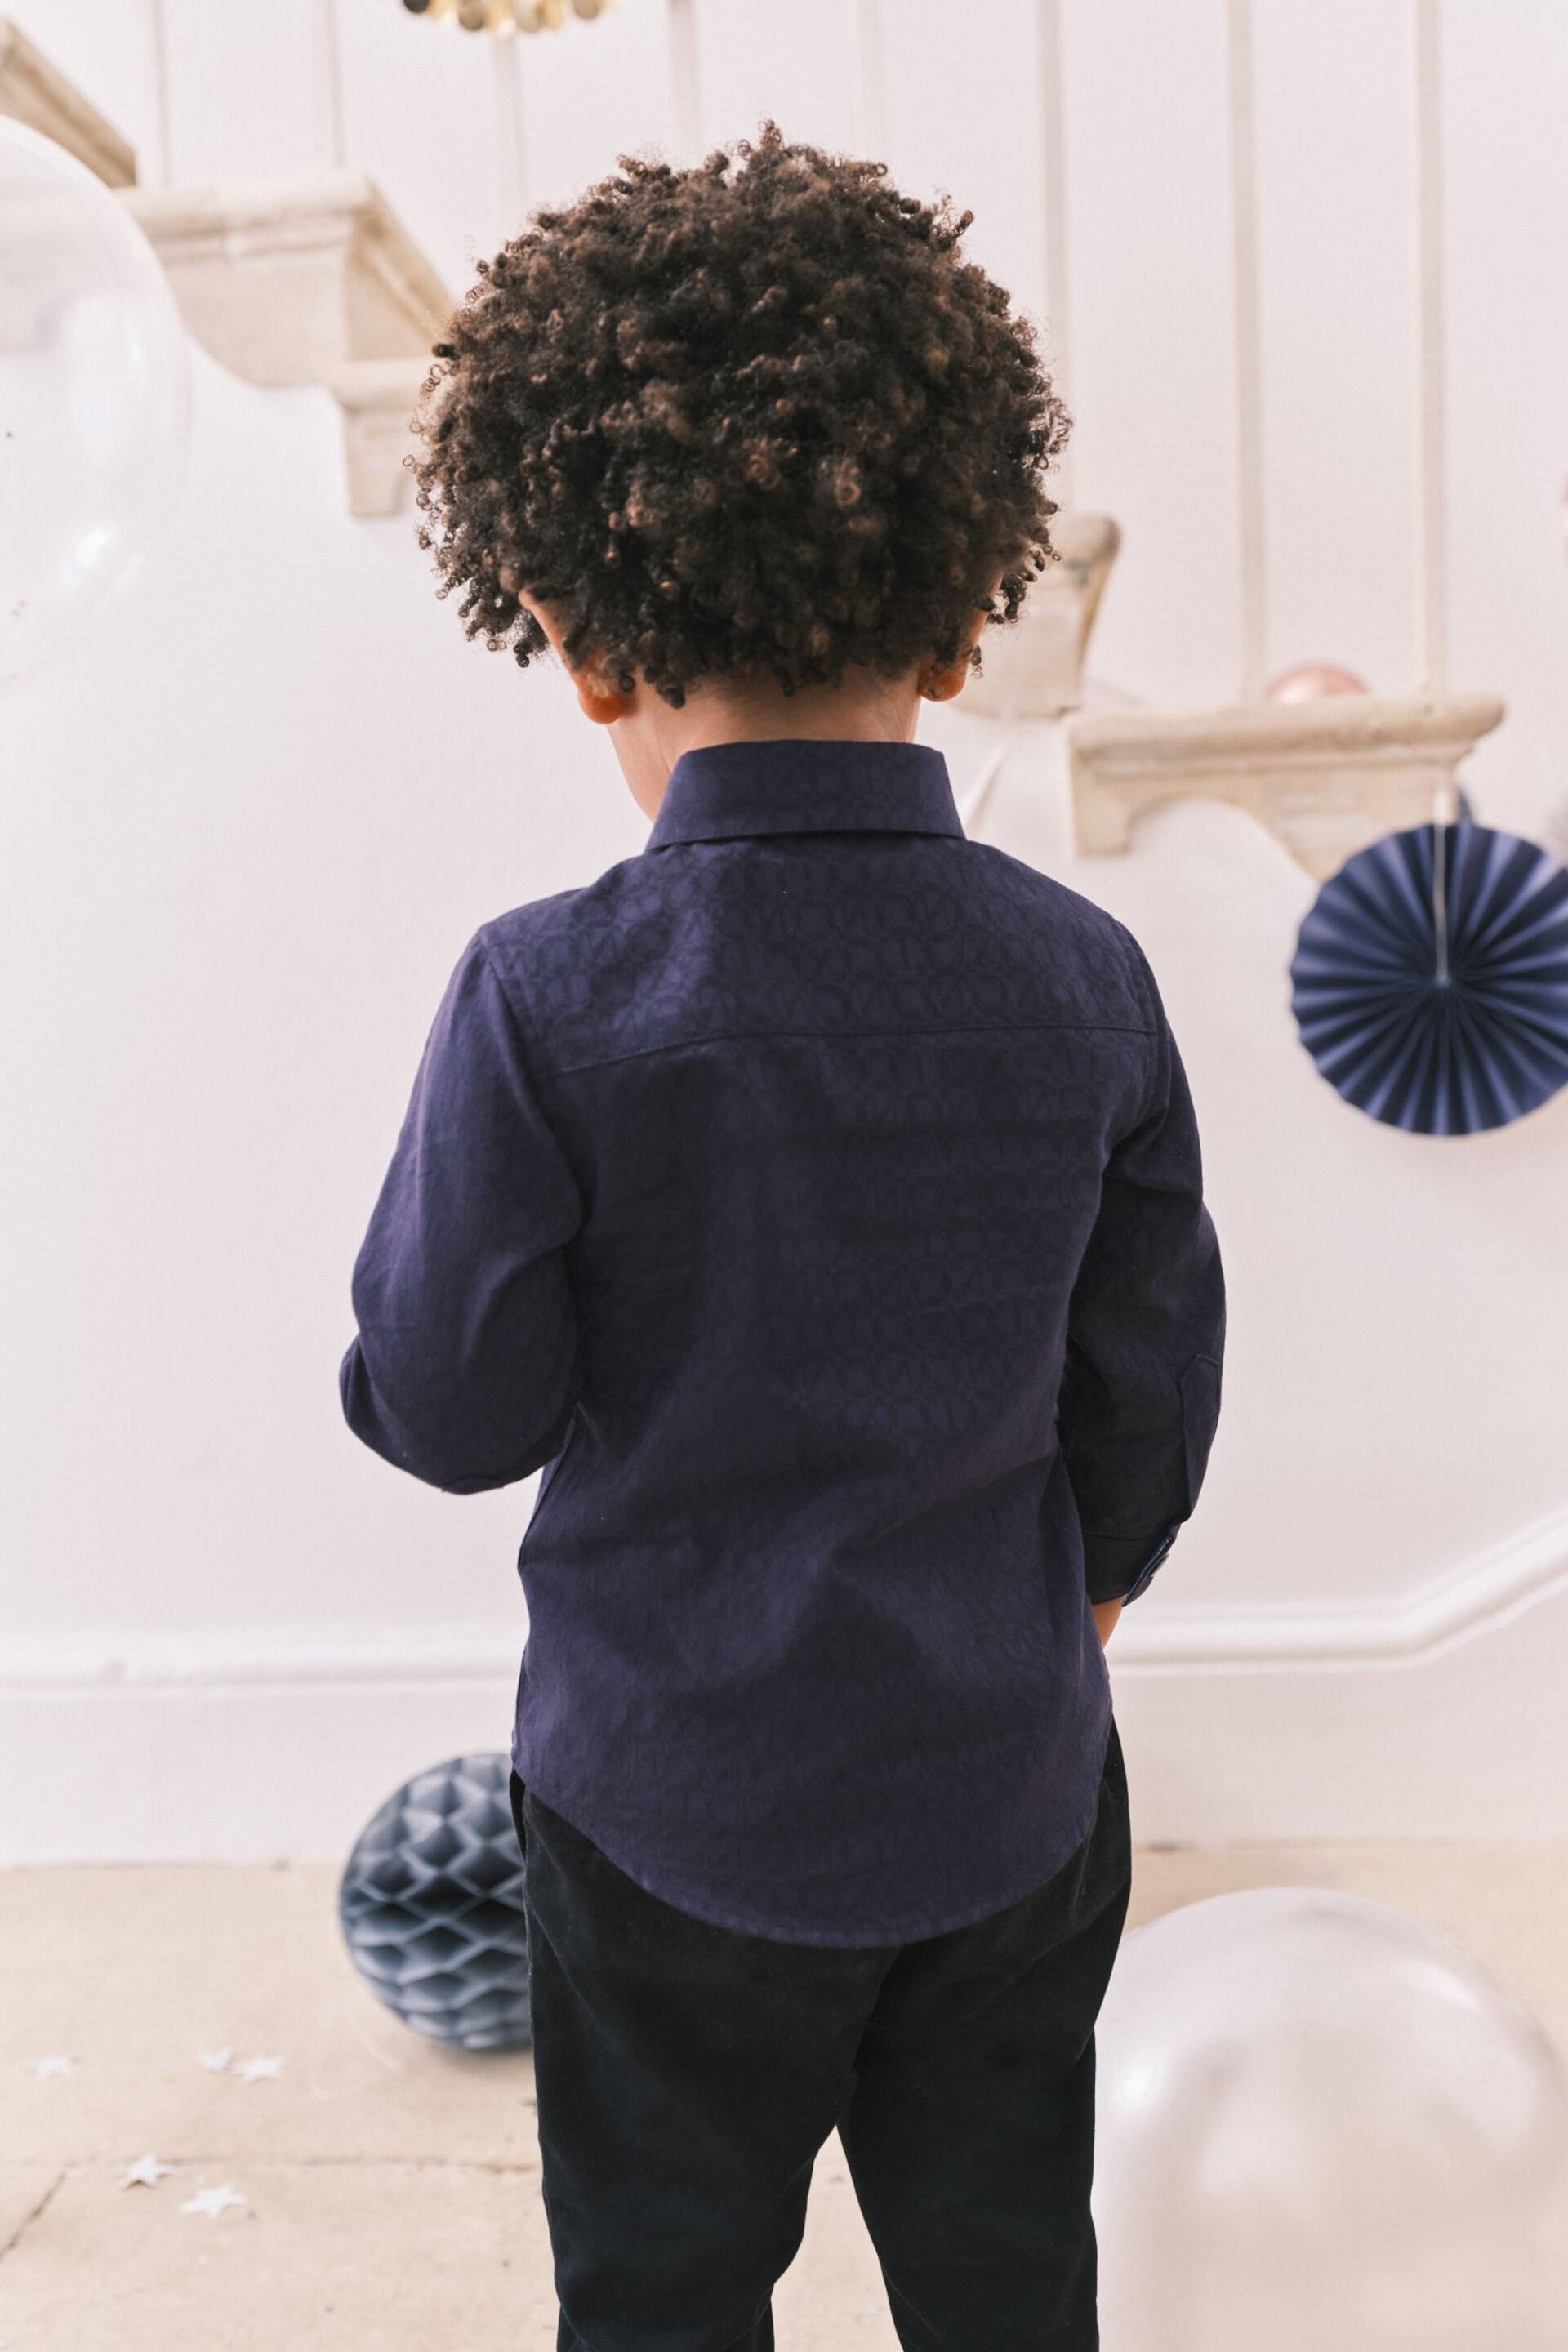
[341,124,1225,2352]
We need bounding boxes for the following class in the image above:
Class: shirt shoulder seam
[532,1018,1159,1085]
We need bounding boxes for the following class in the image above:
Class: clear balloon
[0,118,189,693]
[1094,1888,1568,2352]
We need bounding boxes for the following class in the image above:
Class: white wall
[3,0,1567,1860]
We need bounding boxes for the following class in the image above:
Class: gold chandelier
[398,0,617,30]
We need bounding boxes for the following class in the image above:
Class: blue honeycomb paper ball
[338,1752,532,2051]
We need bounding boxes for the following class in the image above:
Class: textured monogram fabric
[340,738,1225,1945]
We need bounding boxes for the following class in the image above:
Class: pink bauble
[1266,662,1370,702]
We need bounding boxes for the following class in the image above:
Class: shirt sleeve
[338,925,583,1495]
[1058,934,1227,1606]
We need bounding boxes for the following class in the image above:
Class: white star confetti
[181,2183,246,2220]
[121,2154,172,2189]
[29,2053,75,2078]
[234,2054,284,2083]
[196,2049,234,2073]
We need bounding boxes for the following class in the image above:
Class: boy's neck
[612,669,925,824]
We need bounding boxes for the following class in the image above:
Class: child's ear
[574,672,635,725]
[518,590,634,722]
[919,644,978,703]
[919,595,997,703]
[567,642,635,724]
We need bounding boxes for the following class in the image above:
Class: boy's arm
[1090,1596,1125,1646]
[338,926,582,1495]
[1058,936,1226,1608]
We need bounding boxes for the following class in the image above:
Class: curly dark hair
[411,121,1070,706]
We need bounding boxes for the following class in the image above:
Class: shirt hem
[510,1717,1115,1949]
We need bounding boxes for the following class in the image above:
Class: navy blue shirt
[340,739,1225,1945]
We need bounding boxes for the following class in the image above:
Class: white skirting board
[0,1674,522,1866]
[4,1508,1566,1863]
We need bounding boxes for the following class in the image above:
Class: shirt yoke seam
[531,1018,1159,1085]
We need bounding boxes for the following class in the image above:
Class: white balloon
[1094,1887,1568,2352]
[0,118,189,692]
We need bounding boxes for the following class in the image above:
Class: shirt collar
[644,738,964,851]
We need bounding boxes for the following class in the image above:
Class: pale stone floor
[3,1842,1567,2350]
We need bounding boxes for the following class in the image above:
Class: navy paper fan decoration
[338,1752,531,2051]
[1290,819,1568,1134]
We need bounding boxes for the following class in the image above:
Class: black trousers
[507,1713,1131,2352]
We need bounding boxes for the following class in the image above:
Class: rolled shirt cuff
[1082,1523,1180,1607]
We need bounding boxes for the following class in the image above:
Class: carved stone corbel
[1067,691,1506,879]
[326,354,433,518]
[0,20,456,514]
[0,17,135,185]
[120,173,452,390]
[963,513,1120,722]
